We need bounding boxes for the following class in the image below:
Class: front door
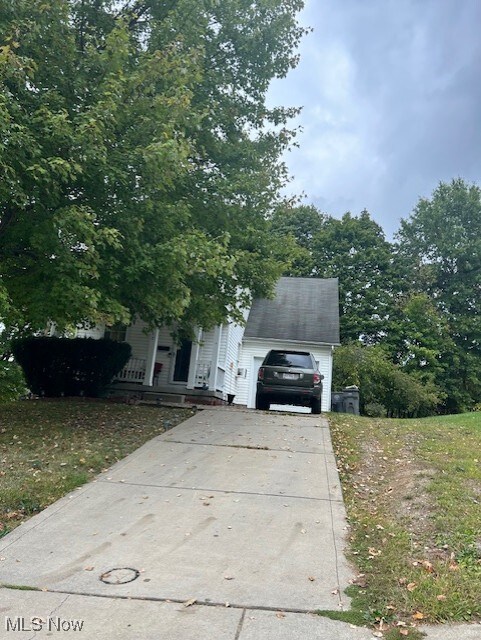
[173,340,192,383]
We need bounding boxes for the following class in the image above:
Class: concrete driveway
[2,408,473,639]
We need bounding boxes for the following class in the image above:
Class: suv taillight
[313,373,321,385]
[258,367,264,381]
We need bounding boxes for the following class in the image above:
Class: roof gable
[244,277,340,345]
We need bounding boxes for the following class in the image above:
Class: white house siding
[223,307,251,398]
[196,328,215,368]
[235,338,333,412]
[193,314,249,398]
[223,321,246,398]
[218,325,228,368]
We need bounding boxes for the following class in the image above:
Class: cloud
[268,0,481,237]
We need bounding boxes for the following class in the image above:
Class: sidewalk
[1,408,479,638]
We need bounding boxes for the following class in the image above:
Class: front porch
[108,322,231,405]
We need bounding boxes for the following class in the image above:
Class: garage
[233,278,340,412]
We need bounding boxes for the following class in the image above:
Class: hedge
[12,337,131,397]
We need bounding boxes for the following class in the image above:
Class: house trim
[143,328,159,386]
[243,337,340,348]
[186,328,202,390]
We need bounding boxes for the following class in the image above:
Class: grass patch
[316,608,368,627]
[0,399,192,535]
[329,411,481,631]
[1,584,41,591]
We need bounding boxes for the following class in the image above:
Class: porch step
[155,393,186,404]
[109,385,227,407]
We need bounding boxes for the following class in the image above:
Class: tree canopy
[272,179,481,414]
[0,0,306,335]
[396,178,481,411]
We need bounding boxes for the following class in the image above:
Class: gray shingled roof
[244,277,340,345]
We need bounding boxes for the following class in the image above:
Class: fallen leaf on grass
[406,582,417,592]
[412,611,424,620]
[353,574,368,588]
[436,594,447,601]
[422,560,434,573]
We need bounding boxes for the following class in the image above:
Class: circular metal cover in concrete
[100,568,140,585]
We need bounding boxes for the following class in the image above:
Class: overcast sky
[268,0,481,238]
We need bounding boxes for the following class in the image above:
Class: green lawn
[329,411,481,634]
[0,399,192,537]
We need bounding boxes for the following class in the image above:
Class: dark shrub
[333,342,441,418]
[12,337,131,397]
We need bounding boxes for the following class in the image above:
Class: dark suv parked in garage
[255,350,323,414]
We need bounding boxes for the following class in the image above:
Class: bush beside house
[333,342,441,418]
[12,337,131,398]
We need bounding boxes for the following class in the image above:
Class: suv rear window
[263,351,313,369]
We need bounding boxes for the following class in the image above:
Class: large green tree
[386,293,454,383]
[0,0,306,335]
[270,204,326,276]
[397,179,481,411]
[312,210,398,343]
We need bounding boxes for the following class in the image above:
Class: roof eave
[243,336,341,348]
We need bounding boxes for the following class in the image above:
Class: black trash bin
[342,385,360,415]
[331,393,344,413]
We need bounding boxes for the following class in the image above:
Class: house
[80,277,340,411]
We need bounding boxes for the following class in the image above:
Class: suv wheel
[311,397,321,414]
[255,394,269,411]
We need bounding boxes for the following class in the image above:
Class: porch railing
[194,361,210,388]
[115,358,226,390]
[116,357,146,382]
[194,362,225,392]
